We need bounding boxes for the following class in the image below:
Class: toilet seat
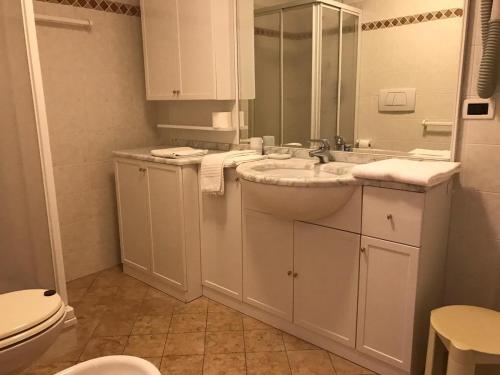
[0,289,65,350]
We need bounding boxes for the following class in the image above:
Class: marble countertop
[113,146,211,166]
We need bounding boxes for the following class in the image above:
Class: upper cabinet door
[243,210,294,321]
[176,0,216,99]
[293,222,359,347]
[115,160,152,271]
[357,236,418,371]
[140,0,180,99]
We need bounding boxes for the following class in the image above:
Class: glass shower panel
[319,6,341,142]
[338,11,359,145]
[0,0,56,293]
[253,13,281,142]
[282,5,313,147]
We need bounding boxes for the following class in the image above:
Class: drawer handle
[386,214,393,220]
[139,167,146,173]
[360,247,366,253]
[293,272,298,278]
[287,270,292,276]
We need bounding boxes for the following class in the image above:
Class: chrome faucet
[334,136,353,152]
[309,139,330,164]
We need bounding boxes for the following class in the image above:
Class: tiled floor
[23,266,376,375]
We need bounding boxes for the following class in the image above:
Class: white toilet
[0,289,66,375]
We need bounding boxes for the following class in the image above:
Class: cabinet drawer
[362,187,424,247]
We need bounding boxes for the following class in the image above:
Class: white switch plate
[378,88,416,112]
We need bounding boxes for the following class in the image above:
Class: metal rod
[34,14,93,28]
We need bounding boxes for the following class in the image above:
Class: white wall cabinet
[140,0,236,100]
[200,169,243,300]
[357,236,419,370]
[114,158,201,302]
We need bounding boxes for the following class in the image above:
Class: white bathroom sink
[236,159,358,221]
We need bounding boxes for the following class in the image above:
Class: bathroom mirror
[237,0,467,160]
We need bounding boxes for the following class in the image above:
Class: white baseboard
[63,305,77,328]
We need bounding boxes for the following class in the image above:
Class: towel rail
[421,119,453,131]
[34,14,93,28]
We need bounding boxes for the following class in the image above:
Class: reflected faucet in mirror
[309,139,331,164]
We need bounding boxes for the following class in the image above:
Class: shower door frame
[19,0,68,306]
[254,0,361,146]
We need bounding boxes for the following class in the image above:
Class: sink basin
[236,159,358,221]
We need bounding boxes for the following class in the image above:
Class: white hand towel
[351,158,460,187]
[409,148,451,160]
[201,150,256,195]
[151,147,208,159]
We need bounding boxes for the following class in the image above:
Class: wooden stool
[424,305,500,375]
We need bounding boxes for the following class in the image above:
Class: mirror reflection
[238,0,466,160]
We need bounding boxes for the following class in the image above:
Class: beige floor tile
[246,351,291,375]
[203,353,246,375]
[206,311,243,332]
[207,299,238,313]
[72,300,109,319]
[123,334,167,357]
[92,314,137,337]
[173,297,208,314]
[115,283,149,301]
[244,329,285,352]
[67,287,88,304]
[21,361,76,375]
[85,285,119,300]
[206,331,245,354]
[283,333,318,351]
[160,355,203,375]
[243,316,274,330]
[169,313,206,333]
[287,350,335,375]
[79,336,128,361]
[132,315,172,335]
[329,353,375,375]
[141,292,180,315]
[37,318,99,363]
[164,333,205,355]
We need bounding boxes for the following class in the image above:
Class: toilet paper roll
[262,135,275,147]
[357,139,371,149]
[212,112,233,129]
[249,137,263,153]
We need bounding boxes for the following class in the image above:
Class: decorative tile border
[362,8,463,31]
[255,25,356,40]
[36,0,141,17]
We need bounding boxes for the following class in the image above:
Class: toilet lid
[0,289,63,340]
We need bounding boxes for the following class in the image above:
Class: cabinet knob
[293,272,298,278]
[172,90,176,95]
[360,247,366,253]
[386,214,393,220]
[139,167,146,173]
[287,270,292,276]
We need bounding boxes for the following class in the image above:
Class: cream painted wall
[445,0,500,311]
[34,1,160,280]
[353,0,464,152]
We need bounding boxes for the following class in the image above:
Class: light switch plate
[378,88,416,112]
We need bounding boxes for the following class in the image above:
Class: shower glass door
[0,0,58,293]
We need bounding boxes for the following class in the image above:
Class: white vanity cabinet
[140,0,236,100]
[200,169,243,301]
[114,158,202,302]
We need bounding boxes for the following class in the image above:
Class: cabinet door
[115,161,151,271]
[357,236,418,371]
[148,164,186,290]
[176,0,216,99]
[243,210,294,321]
[201,169,242,300]
[293,222,359,347]
[140,0,180,99]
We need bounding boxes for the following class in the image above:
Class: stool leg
[425,326,446,375]
[446,352,475,375]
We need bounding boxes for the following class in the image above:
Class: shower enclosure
[0,0,67,301]
[251,0,360,147]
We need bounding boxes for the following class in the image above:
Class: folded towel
[351,158,460,187]
[201,150,257,195]
[151,147,208,159]
[409,148,451,160]
[223,154,267,167]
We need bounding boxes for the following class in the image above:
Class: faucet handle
[310,139,330,149]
